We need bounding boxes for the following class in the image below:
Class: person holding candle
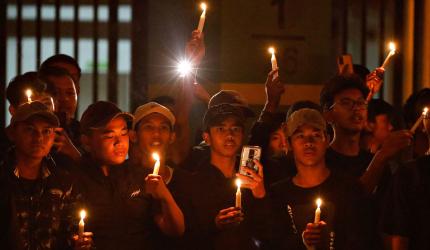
[382,101,430,250]
[269,107,371,249]
[129,101,193,249]
[76,101,184,250]
[182,103,270,250]
[0,101,92,249]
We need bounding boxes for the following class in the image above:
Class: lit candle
[197,3,207,33]
[314,198,322,223]
[235,179,242,208]
[152,153,160,175]
[381,42,396,69]
[79,209,86,238]
[268,47,279,80]
[410,107,429,133]
[25,89,32,103]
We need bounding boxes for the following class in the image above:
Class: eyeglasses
[329,98,368,110]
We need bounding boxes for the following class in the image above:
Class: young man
[77,101,184,250]
[184,103,269,250]
[270,108,370,249]
[383,96,430,250]
[40,54,82,89]
[129,101,193,249]
[0,101,90,249]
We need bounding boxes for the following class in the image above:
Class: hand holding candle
[235,179,242,209]
[197,3,207,33]
[410,107,429,133]
[152,153,160,175]
[25,89,32,103]
[381,42,396,69]
[314,198,322,223]
[268,47,279,80]
[79,209,86,238]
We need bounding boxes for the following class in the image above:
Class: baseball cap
[208,90,255,117]
[10,101,59,127]
[286,108,326,137]
[203,103,245,130]
[80,101,133,133]
[133,102,176,130]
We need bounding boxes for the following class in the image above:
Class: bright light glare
[268,47,275,54]
[177,60,193,77]
[200,3,207,11]
[152,152,160,161]
[388,42,396,52]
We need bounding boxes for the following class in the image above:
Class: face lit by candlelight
[80,210,86,220]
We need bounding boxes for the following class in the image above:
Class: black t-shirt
[382,155,430,250]
[269,170,371,250]
[183,163,270,250]
[325,147,374,178]
[76,156,157,250]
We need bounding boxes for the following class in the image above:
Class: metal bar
[17,0,22,75]
[36,0,42,67]
[93,0,99,102]
[379,0,385,97]
[0,0,7,128]
[342,0,348,53]
[131,0,148,110]
[108,0,118,103]
[55,0,61,54]
[73,0,79,61]
[360,0,367,65]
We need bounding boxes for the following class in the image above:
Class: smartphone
[337,54,353,75]
[239,146,262,176]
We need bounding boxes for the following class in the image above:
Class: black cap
[80,101,133,134]
[208,90,254,117]
[203,103,245,131]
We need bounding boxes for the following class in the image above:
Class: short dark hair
[38,66,76,95]
[403,88,430,126]
[352,64,370,82]
[6,72,47,107]
[320,74,369,110]
[40,54,81,79]
[367,99,394,123]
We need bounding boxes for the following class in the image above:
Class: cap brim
[23,111,60,127]
[89,112,134,130]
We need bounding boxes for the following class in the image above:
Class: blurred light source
[177,60,193,77]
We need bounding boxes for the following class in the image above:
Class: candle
[197,3,207,33]
[268,47,279,80]
[79,209,86,238]
[381,42,396,69]
[235,179,242,208]
[25,89,32,103]
[410,107,429,133]
[152,152,160,175]
[314,198,322,223]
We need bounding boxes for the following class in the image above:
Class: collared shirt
[0,150,79,250]
[76,155,158,250]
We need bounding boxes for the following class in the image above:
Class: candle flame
[80,210,86,220]
[388,42,396,52]
[152,152,160,161]
[268,47,275,55]
[200,2,207,11]
[235,179,242,188]
[25,89,32,99]
[316,198,322,208]
[423,107,429,115]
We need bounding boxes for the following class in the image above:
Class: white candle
[79,209,86,238]
[25,89,32,103]
[314,198,322,223]
[152,153,160,175]
[268,47,279,80]
[410,107,429,133]
[235,179,242,208]
[381,42,396,69]
[197,3,207,33]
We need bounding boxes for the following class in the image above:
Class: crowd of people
[0,29,430,250]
